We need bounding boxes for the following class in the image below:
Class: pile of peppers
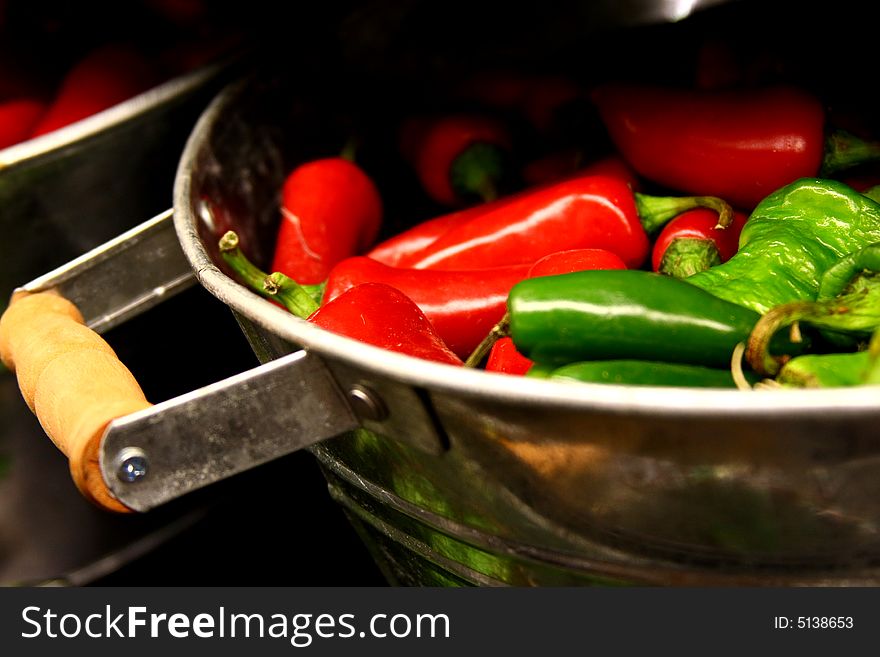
[218,70,880,391]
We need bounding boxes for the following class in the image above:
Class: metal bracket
[100,350,358,512]
[20,209,195,333]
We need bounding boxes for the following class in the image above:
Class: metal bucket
[3,0,880,586]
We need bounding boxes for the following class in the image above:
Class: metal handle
[0,211,360,512]
[0,211,448,512]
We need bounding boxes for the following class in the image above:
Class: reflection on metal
[19,211,195,333]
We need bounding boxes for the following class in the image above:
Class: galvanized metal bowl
[170,58,880,585]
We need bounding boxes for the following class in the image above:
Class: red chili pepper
[220,234,461,365]
[369,158,641,268]
[485,337,533,375]
[592,83,880,209]
[521,152,639,188]
[366,190,529,267]
[481,248,626,373]
[404,114,512,206]
[398,173,731,271]
[651,208,748,278]
[323,256,530,359]
[271,157,383,285]
[0,98,46,149]
[31,44,158,137]
[308,283,463,366]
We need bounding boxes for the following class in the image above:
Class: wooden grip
[0,291,153,512]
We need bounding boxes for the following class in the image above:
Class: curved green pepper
[508,270,803,369]
[776,352,871,388]
[745,243,880,375]
[528,360,753,388]
[687,178,880,314]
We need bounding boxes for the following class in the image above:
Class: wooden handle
[0,291,153,512]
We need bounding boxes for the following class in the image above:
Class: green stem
[634,192,733,235]
[450,142,505,203]
[340,138,359,163]
[821,129,880,176]
[464,313,510,368]
[218,231,319,319]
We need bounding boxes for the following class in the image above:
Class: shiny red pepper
[220,233,461,365]
[0,98,46,149]
[309,283,463,366]
[485,337,533,375]
[369,156,639,266]
[366,203,485,267]
[521,152,639,188]
[323,256,530,359]
[403,114,512,206]
[398,173,731,270]
[651,208,748,278]
[31,44,158,137]
[592,83,880,209]
[271,156,383,285]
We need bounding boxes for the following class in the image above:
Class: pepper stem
[340,138,359,163]
[658,237,722,278]
[219,231,319,319]
[635,193,733,234]
[821,129,880,176]
[464,312,511,368]
[450,142,505,203]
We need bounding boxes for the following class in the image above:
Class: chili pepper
[521,152,639,188]
[745,244,880,376]
[323,256,530,359]
[220,232,461,365]
[775,351,871,388]
[508,270,804,368]
[309,283,463,366]
[527,360,753,388]
[592,84,880,209]
[369,156,639,267]
[399,173,732,271]
[0,98,46,149]
[366,202,489,267]
[473,248,627,370]
[31,44,158,137]
[271,156,383,285]
[402,114,512,207]
[687,178,880,314]
[485,337,533,375]
[652,208,748,278]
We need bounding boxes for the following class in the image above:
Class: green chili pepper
[527,360,755,388]
[687,178,880,314]
[776,351,870,388]
[746,244,880,375]
[817,242,880,300]
[508,270,805,368]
